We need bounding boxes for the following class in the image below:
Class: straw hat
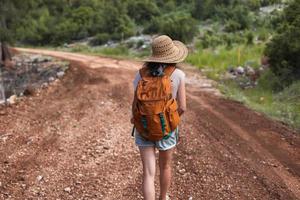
[143,35,188,63]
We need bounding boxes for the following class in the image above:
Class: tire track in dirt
[187,92,300,198]
[0,48,299,200]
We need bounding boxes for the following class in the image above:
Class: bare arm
[177,78,186,116]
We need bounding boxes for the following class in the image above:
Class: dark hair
[145,62,176,68]
[144,62,177,77]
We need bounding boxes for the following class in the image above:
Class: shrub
[224,20,241,32]
[257,29,269,41]
[51,19,79,44]
[264,0,300,87]
[90,33,110,46]
[145,11,198,43]
[257,69,281,91]
[217,4,252,32]
[246,31,254,45]
[126,0,160,24]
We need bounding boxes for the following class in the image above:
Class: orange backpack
[133,66,180,141]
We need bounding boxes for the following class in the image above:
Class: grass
[187,43,300,130]
[219,80,300,129]
[20,43,150,60]
[55,44,150,60]
[187,44,264,80]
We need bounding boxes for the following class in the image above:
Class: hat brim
[143,40,188,64]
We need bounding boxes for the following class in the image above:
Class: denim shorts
[134,127,179,151]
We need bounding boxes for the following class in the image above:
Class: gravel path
[0,49,299,200]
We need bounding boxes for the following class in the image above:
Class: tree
[0,0,40,43]
[217,4,252,31]
[264,0,300,87]
[127,0,160,24]
[145,11,198,43]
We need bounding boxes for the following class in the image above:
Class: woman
[131,35,187,200]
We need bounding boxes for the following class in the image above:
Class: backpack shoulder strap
[164,66,176,77]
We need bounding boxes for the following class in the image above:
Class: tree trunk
[1,43,13,68]
[2,43,12,61]
[0,42,2,66]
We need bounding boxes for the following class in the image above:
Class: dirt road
[0,48,299,200]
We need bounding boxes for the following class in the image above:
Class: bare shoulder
[172,68,186,79]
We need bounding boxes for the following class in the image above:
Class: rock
[259,66,265,73]
[32,55,52,63]
[26,137,33,145]
[141,44,148,49]
[36,175,43,182]
[43,57,53,62]
[41,82,48,88]
[103,146,110,150]
[222,72,236,80]
[75,181,81,185]
[64,187,71,193]
[48,77,55,82]
[245,66,255,76]
[56,71,65,78]
[8,95,17,104]
[0,135,9,142]
[0,181,2,187]
[236,66,245,75]
[23,87,35,96]
[81,155,86,161]
[178,168,186,174]
[227,67,235,74]
[32,55,43,63]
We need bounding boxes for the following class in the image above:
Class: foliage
[187,44,264,80]
[127,0,160,24]
[219,78,300,129]
[218,5,253,31]
[145,11,198,43]
[246,31,254,45]
[90,33,111,46]
[265,0,300,87]
[0,0,284,45]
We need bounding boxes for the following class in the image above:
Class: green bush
[224,20,241,32]
[51,19,79,44]
[145,11,198,43]
[257,29,269,41]
[90,33,110,46]
[276,81,300,102]
[217,5,252,32]
[264,0,300,87]
[246,31,254,45]
[126,0,160,24]
[257,69,281,91]
[201,33,223,48]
